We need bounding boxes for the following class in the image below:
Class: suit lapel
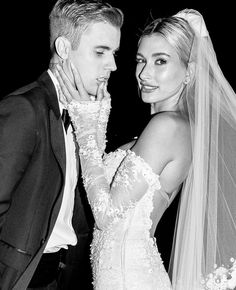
[37,72,66,175]
[49,111,66,174]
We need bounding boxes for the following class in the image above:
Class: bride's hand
[55,61,90,106]
[97,80,110,101]
[55,61,110,105]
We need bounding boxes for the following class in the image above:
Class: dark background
[1,1,235,269]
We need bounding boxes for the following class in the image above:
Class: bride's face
[136,34,187,106]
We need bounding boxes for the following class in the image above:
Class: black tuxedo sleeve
[0,96,36,227]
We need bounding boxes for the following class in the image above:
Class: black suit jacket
[0,72,91,289]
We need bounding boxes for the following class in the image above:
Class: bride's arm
[67,100,161,230]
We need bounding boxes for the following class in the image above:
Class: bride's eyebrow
[152,52,170,57]
[136,52,170,57]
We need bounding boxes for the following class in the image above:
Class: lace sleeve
[68,101,161,230]
[97,97,111,155]
[67,98,111,155]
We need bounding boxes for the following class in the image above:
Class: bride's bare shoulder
[130,111,191,189]
[141,111,190,145]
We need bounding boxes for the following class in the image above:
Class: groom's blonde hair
[49,0,124,52]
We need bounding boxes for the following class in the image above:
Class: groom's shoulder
[2,80,49,112]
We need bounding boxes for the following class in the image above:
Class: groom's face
[69,21,121,97]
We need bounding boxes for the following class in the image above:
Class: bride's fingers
[55,68,73,103]
[57,84,68,106]
[70,61,90,101]
[103,82,111,100]
[97,82,110,101]
[96,82,105,101]
[56,65,78,101]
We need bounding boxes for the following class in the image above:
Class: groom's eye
[95,50,105,56]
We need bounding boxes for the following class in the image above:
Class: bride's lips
[141,84,159,93]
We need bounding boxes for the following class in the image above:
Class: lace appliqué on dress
[89,149,171,290]
[89,150,161,229]
[112,150,161,190]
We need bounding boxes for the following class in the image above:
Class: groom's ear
[54,36,71,61]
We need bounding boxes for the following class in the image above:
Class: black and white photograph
[1,1,236,289]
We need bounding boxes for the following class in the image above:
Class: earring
[184,75,190,84]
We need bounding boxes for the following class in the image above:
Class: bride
[55,9,236,290]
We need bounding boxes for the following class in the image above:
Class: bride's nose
[139,63,153,81]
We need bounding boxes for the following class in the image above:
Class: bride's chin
[141,93,158,104]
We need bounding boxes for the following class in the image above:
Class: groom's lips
[96,76,109,83]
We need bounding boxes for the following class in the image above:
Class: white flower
[227,259,236,289]
[202,258,236,290]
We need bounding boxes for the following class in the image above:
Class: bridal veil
[168,9,236,290]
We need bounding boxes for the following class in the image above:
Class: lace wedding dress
[67,98,173,290]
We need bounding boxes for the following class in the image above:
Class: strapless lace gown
[66,99,173,289]
[90,149,172,290]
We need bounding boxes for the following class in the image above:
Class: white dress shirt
[44,69,78,253]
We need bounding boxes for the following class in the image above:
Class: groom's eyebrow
[94,45,120,52]
[95,45,111,50]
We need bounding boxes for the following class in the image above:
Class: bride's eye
[136,57,145,64]
[155,58,167,65]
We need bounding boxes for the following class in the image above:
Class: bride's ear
[54,36,71,61]
[184,62,196,85]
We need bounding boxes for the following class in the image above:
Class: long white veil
[169,9,236,290]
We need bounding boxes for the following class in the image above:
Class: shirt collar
[47,69,65,114]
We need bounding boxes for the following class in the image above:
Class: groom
[0,0,123,289]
